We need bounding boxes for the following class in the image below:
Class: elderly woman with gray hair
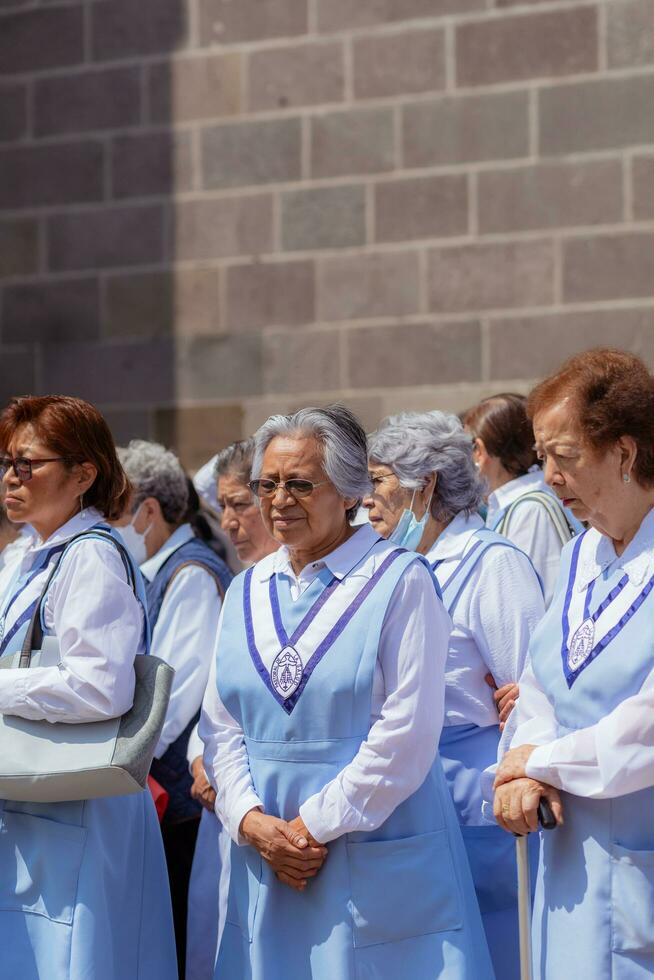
[365,411,545,980]
[114,439,232,977]
[199,405,493,980]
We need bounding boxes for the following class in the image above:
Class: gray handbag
[0,532,174,803]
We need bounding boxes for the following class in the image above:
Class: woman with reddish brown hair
[0,395,176,980]
[464,393,580,605]
[489,349,654,978]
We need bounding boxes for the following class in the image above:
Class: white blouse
[0,508,144,723]
[199,525,452,845]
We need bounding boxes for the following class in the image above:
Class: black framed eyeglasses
[0,456,67,482]
[248,478,327,499]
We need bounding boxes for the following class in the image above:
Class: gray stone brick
[47,205,164,272]
[311,108,394,180]
[198,0,308,45]
[633,156,654,220]
[155,404,244,472]
[34,67,141,138]
[317,0,483,33]
[201,118,301,190]
[318,251,420,322]
[3,278,100,343]
[176,335,263,399]
[39,339,176,405]
[281,185,365,251]
[263,328,341,394]
[0,142,103,210]
[104,268,220,338]
[149,53,241,123]
[0,83,27,142]
[248,41,344,112]
[456,7,597,87]
[103,408,154,446]
[478,160,622,234]
[607,0,654,69]
[347,320,481,388]
[174,195,273,261]
[0,347,35,406]
[225,259,314,330]
[428,240,555,313]
[0,7,83,75]
[353,28,445,100]
[540,75,654,155]
[375,175,467,244]
[403,91,529,168]
[111,132,193,199]
[0,219,38,279]
[91,0,187,61]
[563,232,654,303]
[490,309,654,380]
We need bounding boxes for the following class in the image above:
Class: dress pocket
[610,842,654,954]
[0,808,87,925]
[347,829,462,948]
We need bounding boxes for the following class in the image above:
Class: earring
[623,473,631,484]
[79,492,86,515]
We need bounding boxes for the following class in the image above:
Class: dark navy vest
[147,534,232,825]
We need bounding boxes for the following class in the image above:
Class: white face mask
[387,488,434,551]
[118,504,151,566]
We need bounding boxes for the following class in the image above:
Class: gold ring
[501,805,510,815]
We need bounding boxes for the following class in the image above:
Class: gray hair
[118,439,189,524]
[368,411,485,522]
[214,438,255,485]
[251,405,370,523]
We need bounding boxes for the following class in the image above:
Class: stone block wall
[1,0,654,469]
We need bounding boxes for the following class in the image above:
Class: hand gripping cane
[516,799,557,980]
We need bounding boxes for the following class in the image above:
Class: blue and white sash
[0,543,68,657]
[561,531,654,687]
[243,548,405,714]
[431,530,519,615]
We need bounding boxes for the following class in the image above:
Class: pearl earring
[623,473,631,484]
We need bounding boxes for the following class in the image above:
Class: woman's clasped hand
[493,744,564,836]
[240,809,328,892]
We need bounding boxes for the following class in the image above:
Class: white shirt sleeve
[299,561,451,844]
[151,564,222,758]
[0,539,143,722]
[503,500,565,607]
[200,605,264,844]
[187,722,204,769]
[525,662,654,799]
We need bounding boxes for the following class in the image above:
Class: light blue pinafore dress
[0,526,177,980]
[433,528,536,980]
[214,537,493,980]
[528,528,654,979]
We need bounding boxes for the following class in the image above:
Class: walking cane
[516,799,557,980]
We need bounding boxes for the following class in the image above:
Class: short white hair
[118,439,188,524]
[368,411,485,521]
[252,405,370,522]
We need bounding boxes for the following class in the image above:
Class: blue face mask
[388,490,433,551]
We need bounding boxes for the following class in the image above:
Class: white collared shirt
[427,512,545,730]
[0,508,144,722]
[486,470,567,606]
[512,509,654,798]
[141,523,223,758]
[199,524,452,844]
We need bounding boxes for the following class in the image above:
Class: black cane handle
[538,798,557,830]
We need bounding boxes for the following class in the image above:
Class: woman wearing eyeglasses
[0,395,176,980]
[199,406,493,980]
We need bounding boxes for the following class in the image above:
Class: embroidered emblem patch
[568,618,595,672]
[270,646,303,700]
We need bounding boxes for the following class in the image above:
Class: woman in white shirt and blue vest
[365,410,545,980]
[493,348,654,979]
[0,395,176,980]
[199,405,493,980]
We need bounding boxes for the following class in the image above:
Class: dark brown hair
[527,348,654,487]
[0,395,130,519]
[463,393,537,478]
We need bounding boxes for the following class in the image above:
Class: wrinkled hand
[494,744,538,788]
[190,756,217,812]
[240,809,327,893]
[494,777,564,836]
[485,674,519,731]
[275,816,328,891]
